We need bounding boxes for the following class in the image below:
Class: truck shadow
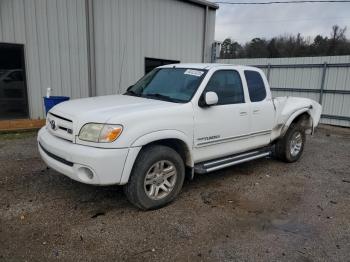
[44,157,281,207]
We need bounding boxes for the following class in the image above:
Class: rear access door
[244,70,275,147]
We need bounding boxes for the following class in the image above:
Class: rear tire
[275,122,306,163]
[124,145,185,210]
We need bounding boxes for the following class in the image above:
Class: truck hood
[50,94,175,124]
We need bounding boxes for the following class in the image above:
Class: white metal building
[0,0,217,120]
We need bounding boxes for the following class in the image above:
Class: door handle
[239,111,248,116]
[253,109,260,114]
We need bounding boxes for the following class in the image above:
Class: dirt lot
[0,125,349,261]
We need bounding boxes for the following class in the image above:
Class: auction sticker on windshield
[184,69,204,77]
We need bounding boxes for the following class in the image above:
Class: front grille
[49,112,72,122]
[58,126,73,134]
[39,143,74,167]
[47,113,74,142]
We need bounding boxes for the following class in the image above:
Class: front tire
[124,145,185,210]
[275,122,306,163]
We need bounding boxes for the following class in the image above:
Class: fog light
[78,167,94,181]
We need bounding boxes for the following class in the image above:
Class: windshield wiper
[124,90,140,97]
[142,93,181,103]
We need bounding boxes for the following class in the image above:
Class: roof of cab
[159,63,259,71]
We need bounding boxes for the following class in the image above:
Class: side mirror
[204,91,218,106]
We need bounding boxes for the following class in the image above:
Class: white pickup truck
[38,64,322,210]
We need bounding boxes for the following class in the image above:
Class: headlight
[78,123,123,143]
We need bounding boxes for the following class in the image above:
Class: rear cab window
[244,70,266,102]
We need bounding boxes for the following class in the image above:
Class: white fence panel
[217,56,350,127]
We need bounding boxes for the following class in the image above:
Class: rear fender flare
[281,108,313,136]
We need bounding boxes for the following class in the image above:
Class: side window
[244,70,266,102]
[205,70,244,105]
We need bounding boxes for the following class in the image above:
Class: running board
[194,147,272,174]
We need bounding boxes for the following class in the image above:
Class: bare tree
[219,25,350,59]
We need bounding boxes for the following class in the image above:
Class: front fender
[119,130,193,185]
[131,129,193,150]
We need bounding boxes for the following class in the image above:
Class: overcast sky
[210,0,350,43]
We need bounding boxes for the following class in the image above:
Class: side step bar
[194,147,272,174]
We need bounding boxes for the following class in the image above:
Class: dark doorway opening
[145,57,180,74]
[0,43,29,120]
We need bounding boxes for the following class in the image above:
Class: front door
[193,70,250,163]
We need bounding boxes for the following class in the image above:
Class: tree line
[220,25,350,59]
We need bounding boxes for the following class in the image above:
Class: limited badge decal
[197,135,221,142]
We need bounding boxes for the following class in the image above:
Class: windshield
[124,68,207,103]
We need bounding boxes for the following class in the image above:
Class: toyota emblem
[50,120,56,130]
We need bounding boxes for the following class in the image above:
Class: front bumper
[37,127,129,185]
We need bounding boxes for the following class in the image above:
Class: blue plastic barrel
[43,96,70,115]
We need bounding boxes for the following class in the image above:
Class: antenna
[118,42,127,94]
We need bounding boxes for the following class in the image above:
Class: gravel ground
[0,125,349,261]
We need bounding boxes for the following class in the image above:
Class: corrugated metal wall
[217,56,350,127]
[0,0,216,119]
[93,0,216,95]
[205,7,216,63]
[0,0,90,119]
